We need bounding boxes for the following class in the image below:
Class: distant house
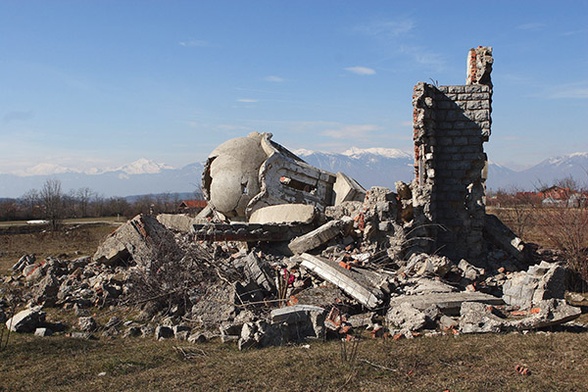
[538,186,586,207]
[178,199,207,215]
[488,186,587,208]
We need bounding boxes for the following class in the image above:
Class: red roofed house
[178,199,207,215]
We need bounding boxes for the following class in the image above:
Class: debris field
[2,47,585,349]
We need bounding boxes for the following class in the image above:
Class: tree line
[0,179,201,227]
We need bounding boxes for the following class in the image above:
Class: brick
[447,86,465,93]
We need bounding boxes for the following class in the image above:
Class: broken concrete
[270,304,326,340]
[34,327,53,337]
[511,299,581,330]
[93,214,183,267]
[386,302,428,333]
[202,132,340,221]
[459,302,504,334]
[459,299,581,334]
[288,217,354,254]
[298,253,385,309]
[388,292,505,316]
[238,320,283,350]
[5,307,46,333]
[400,253,453,278]
[333,172,367,205]
[157,213,196,232]
[78,316,98,332]
[12,254,36,272]
[192,221,314,243]
[502,261,566,310]
[202,132,271,219]
[243,251,275,293]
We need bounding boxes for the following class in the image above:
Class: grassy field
[2,329,588,391]
[1,215,588,391]
[0,221,117,273]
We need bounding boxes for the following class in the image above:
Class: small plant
[340,335,360,366]
[0,287,22,352]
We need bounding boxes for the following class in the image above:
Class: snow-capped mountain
[1,151,587,199]
[17,163,78,176]
[521,153,588,189]
[295,148,414,189]
[0,159,204,198]
[115,158,174,175]
[341,147,412,159]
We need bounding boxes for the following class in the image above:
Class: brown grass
[1,331,588,391]
[0,222,116,273]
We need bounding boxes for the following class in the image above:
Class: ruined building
[412,46,494,264]
[199,47,514,267]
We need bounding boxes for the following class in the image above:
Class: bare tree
[40,178,64,230]
[535,177,588,291]
[75,187,95,217]
[20,189,41,219]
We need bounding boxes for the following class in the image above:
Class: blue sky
[1,1,587,174]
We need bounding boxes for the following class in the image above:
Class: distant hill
[0,160,204,198]
[1,151,587,198]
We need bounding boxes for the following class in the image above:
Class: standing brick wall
[412,47,493,265]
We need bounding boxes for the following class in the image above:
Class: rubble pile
[2,193,583,348]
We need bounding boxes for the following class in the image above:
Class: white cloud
[400,45,445,70]
[264,75,284,82]
[322,124,381,139]
[344,66,376,75]
[355,18,414,38]
[236,98,258,103]
[545,82,588,99]
[179,39,210,47]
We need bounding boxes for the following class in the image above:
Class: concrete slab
[288,217,354,254]
[249,204,317,224]
[299,253,385,310]
[388,291,504,316]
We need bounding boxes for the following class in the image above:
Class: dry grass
[488,206,588,250]
[2,218,588,391]
[0,222,116,273]
[1,331,588,391]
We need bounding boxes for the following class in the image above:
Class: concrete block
[34,327,53,337]
[333,172,367,205]
[386,303,427,332]
[157,213,195,232]
[288,217,354,254]
[93,214,183,267]
[248,204,317,224]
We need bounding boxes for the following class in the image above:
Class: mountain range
[1,150,587,199]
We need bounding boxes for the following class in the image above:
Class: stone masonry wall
[412,47,493,265]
